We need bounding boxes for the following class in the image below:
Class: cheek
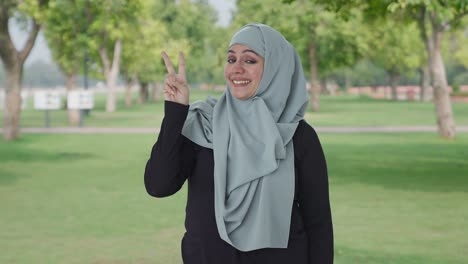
[224,65,230,81]
[254,68,263,83]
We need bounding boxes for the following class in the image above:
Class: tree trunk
[139,82,149,104]
[320,78,327,95]
[0,13,41,140]
[152,82,162,102]
[99,39,122,113]
[418,8,456,138]
[124,74,137,107]
[3,65,22,140]
[419,65,431,101]
[308,40,320,112]
[124,83,133,107]
[389,71,400,101]
[65,72,80,126]
[429,30,456,138]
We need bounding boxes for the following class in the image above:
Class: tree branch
[99,46,111,77]
[0,4,18,68]
[444,9,468,29]
[18,19,41,64]
[111,39,122,74]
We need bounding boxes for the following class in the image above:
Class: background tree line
[1,47,467,91]
[1,0,467,140]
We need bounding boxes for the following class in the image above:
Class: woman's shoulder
[293,119,320,158]
[294,119,319,140]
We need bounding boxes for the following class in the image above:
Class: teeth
[233,80,251,85]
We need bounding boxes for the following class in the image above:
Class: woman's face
[224,44,264,100]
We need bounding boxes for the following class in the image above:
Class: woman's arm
[144,101,196,197]
[296,121,334,263]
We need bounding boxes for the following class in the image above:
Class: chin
[231,91,250,100]
[229,87,256,100]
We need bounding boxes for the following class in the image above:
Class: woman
[144,23,333,263]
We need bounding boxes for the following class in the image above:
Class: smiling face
[224,44,264,100]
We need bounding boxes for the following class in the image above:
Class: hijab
[182,23,309,251]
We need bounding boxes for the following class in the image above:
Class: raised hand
[161,51,190,105]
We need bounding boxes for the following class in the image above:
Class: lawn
[1,133,467,263]
[4,90,468,128]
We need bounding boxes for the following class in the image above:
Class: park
[1,0,468,263]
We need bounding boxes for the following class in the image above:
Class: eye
[245,59,257,64]
[227,58,236,64]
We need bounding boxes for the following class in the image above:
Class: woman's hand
[161,51,190,105]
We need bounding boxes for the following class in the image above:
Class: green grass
[308,95,468,126]
[4,90,468,128]
[1,133,467,263]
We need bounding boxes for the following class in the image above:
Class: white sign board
[34,91,62,110]
[21,91,28,109]
[0,91,28,110]
[67,90,94,109]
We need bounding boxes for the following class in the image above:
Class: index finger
[161,51,175,74]
[178,51,186,79]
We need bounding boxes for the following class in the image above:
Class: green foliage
[0,64,5,80]
[452,71,468,89]
[43,0,143,81]
[159,0,226,84]
[446,20,468,68]
[119,0,174,83]
[388,0,468,25]
[343,60,388,87]
[233,0,367,78]
[17,0,50,22]
[44,0,89,75]
[366,19,423,76]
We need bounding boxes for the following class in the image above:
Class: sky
[10,0,236,66]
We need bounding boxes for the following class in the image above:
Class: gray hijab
[182,23,309,251]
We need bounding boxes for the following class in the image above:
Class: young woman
[145,23,333,264]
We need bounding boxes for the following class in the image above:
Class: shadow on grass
[335,245,461,264]
[0,138,94,185]
[0,147,94,163]
[324,135,468,193]
[0,168,23,185]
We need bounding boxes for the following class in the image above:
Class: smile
[232,80,251,85]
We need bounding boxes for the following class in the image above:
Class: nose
[231,60,245,74]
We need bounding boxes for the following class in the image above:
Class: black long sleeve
[295,121,334,264]
[145,106,333,263]
[144,101,196,198]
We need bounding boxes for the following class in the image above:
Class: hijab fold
[182,23,309,251]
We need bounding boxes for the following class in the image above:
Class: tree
[119,0,189,105]
[0,0,49,140]
[295,0,468,138]
[395,1,468,138]
[44,0,89,125]
[366,19,422,100]
[84,0,142,112]
[161,0,222,85]
[234,0,366,111]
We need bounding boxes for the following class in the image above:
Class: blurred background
[1,0,467,263]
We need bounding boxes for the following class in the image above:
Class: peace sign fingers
[161,50,190,105]
[161,51,175,74]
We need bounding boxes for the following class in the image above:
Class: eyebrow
[227,49,260,56]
